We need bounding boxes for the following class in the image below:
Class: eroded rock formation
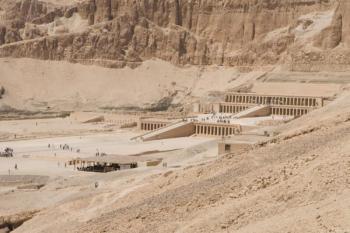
[0,0,349,70]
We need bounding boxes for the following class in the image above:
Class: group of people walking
[48,143,81,153]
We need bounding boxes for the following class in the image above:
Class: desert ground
[0,58,349,232]
[1,0,350,232]
[0,113,220,229]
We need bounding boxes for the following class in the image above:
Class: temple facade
[219,93,325,116]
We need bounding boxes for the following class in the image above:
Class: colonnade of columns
[195,123,242,136]
[225,94,321,107]
[219,104,310,116]
[140,122,167,131]
[271,107,309,116]
[219,104,250,113]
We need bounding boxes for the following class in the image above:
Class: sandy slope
[0,58,255,112]
[1,58,344,114]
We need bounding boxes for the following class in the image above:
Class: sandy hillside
[0,58,270,112]
[2,58,346,114]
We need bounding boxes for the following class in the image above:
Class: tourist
[14,164,17,170]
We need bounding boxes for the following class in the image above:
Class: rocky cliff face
[0,0,348,71]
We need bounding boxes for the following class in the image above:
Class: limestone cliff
[0,0,348,71]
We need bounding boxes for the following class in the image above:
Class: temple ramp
[135,121,195,142]
[233,105,271,119]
